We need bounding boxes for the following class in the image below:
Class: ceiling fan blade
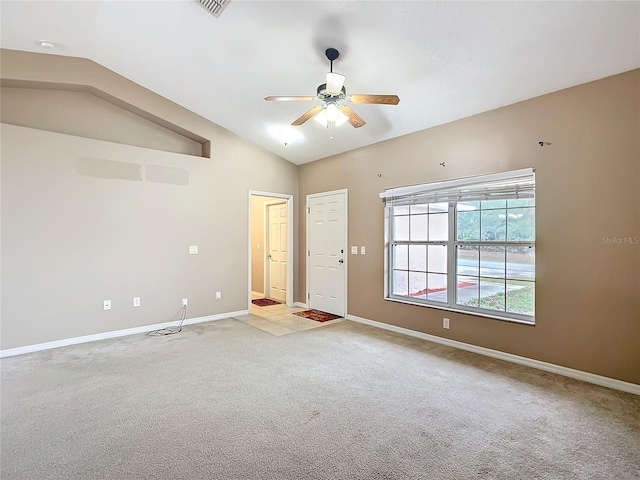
[292,105,323,126]
[265,96,315,102]
[348,94,400,105]
[339,105,366,128]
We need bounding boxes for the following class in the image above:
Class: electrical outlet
[443,317,450,329]
[103,300,111,311]
[189,245,199,255]
[182,298,188,307]
[215,291,221,300]
[133,297,141,307]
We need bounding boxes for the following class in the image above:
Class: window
[381,169,535,324]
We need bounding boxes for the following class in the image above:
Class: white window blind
[379,168,535,206]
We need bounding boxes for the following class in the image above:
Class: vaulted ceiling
[1,1,638,165]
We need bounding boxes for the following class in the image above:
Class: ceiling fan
[265,48,400,129]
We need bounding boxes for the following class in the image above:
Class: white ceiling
[1,1,639,165]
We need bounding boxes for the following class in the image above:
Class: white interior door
[307,190,347,317]
[267,202,287,302]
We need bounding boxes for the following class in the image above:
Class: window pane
[410,204,428,215]
[410,214,428,241]
[409,244,427,272]
[393,244,408,270]
[480,247,505,278]
[394,216,409,241]
[507,207,535,241]
[506,246,535,280]
[428,245,447,273]
[481,199,506,209]
[457,245,479,276]
[428,202,449,213]
[427,273,448,302]
[461,201,480,210]
[394,205,410,215]
[507,197,535,208]
[481,209,506,241]
[428,213,448,241]
[457,275,479,307]
[457,210,480,241]
[506,281,535,316]
[479,278,505,311]
[409,271,427,298]
[392,270,408,296]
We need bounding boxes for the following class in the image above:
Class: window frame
[383,170,536,325]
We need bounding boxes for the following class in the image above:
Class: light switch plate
[133,297,141,307]
[103,300,111,311]
[360,246,366,255]
[189,245,199,255]
[351,246,358,255]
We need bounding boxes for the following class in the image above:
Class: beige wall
[298,69,640,384]
[1,50,298,349]
[1,87,202,156]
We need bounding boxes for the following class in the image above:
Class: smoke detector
[37,40,56,49]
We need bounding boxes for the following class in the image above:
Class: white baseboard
[251,291,263,297]
[0,310,249,358]
[346,314,640,396]
[293,302,308,309]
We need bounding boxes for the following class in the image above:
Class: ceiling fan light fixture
[334,111,349,127]
[326,72,346,95]
[313,109,328,127]
[325,102,341,122]
[313,104,348,128]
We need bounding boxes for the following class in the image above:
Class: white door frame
[306,189,348,315]
[248,191,294,309]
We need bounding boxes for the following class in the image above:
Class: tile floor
[234,294,344,336]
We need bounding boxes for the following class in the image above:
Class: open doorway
[248,191,293,309]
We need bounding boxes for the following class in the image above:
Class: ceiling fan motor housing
[317,83,346,100]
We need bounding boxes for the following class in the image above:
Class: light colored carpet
[1,318,639,479]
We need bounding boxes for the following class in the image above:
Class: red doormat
[293,310,342,322]
[252,298,282,307]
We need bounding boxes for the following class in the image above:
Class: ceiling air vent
[195,0,230,18]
